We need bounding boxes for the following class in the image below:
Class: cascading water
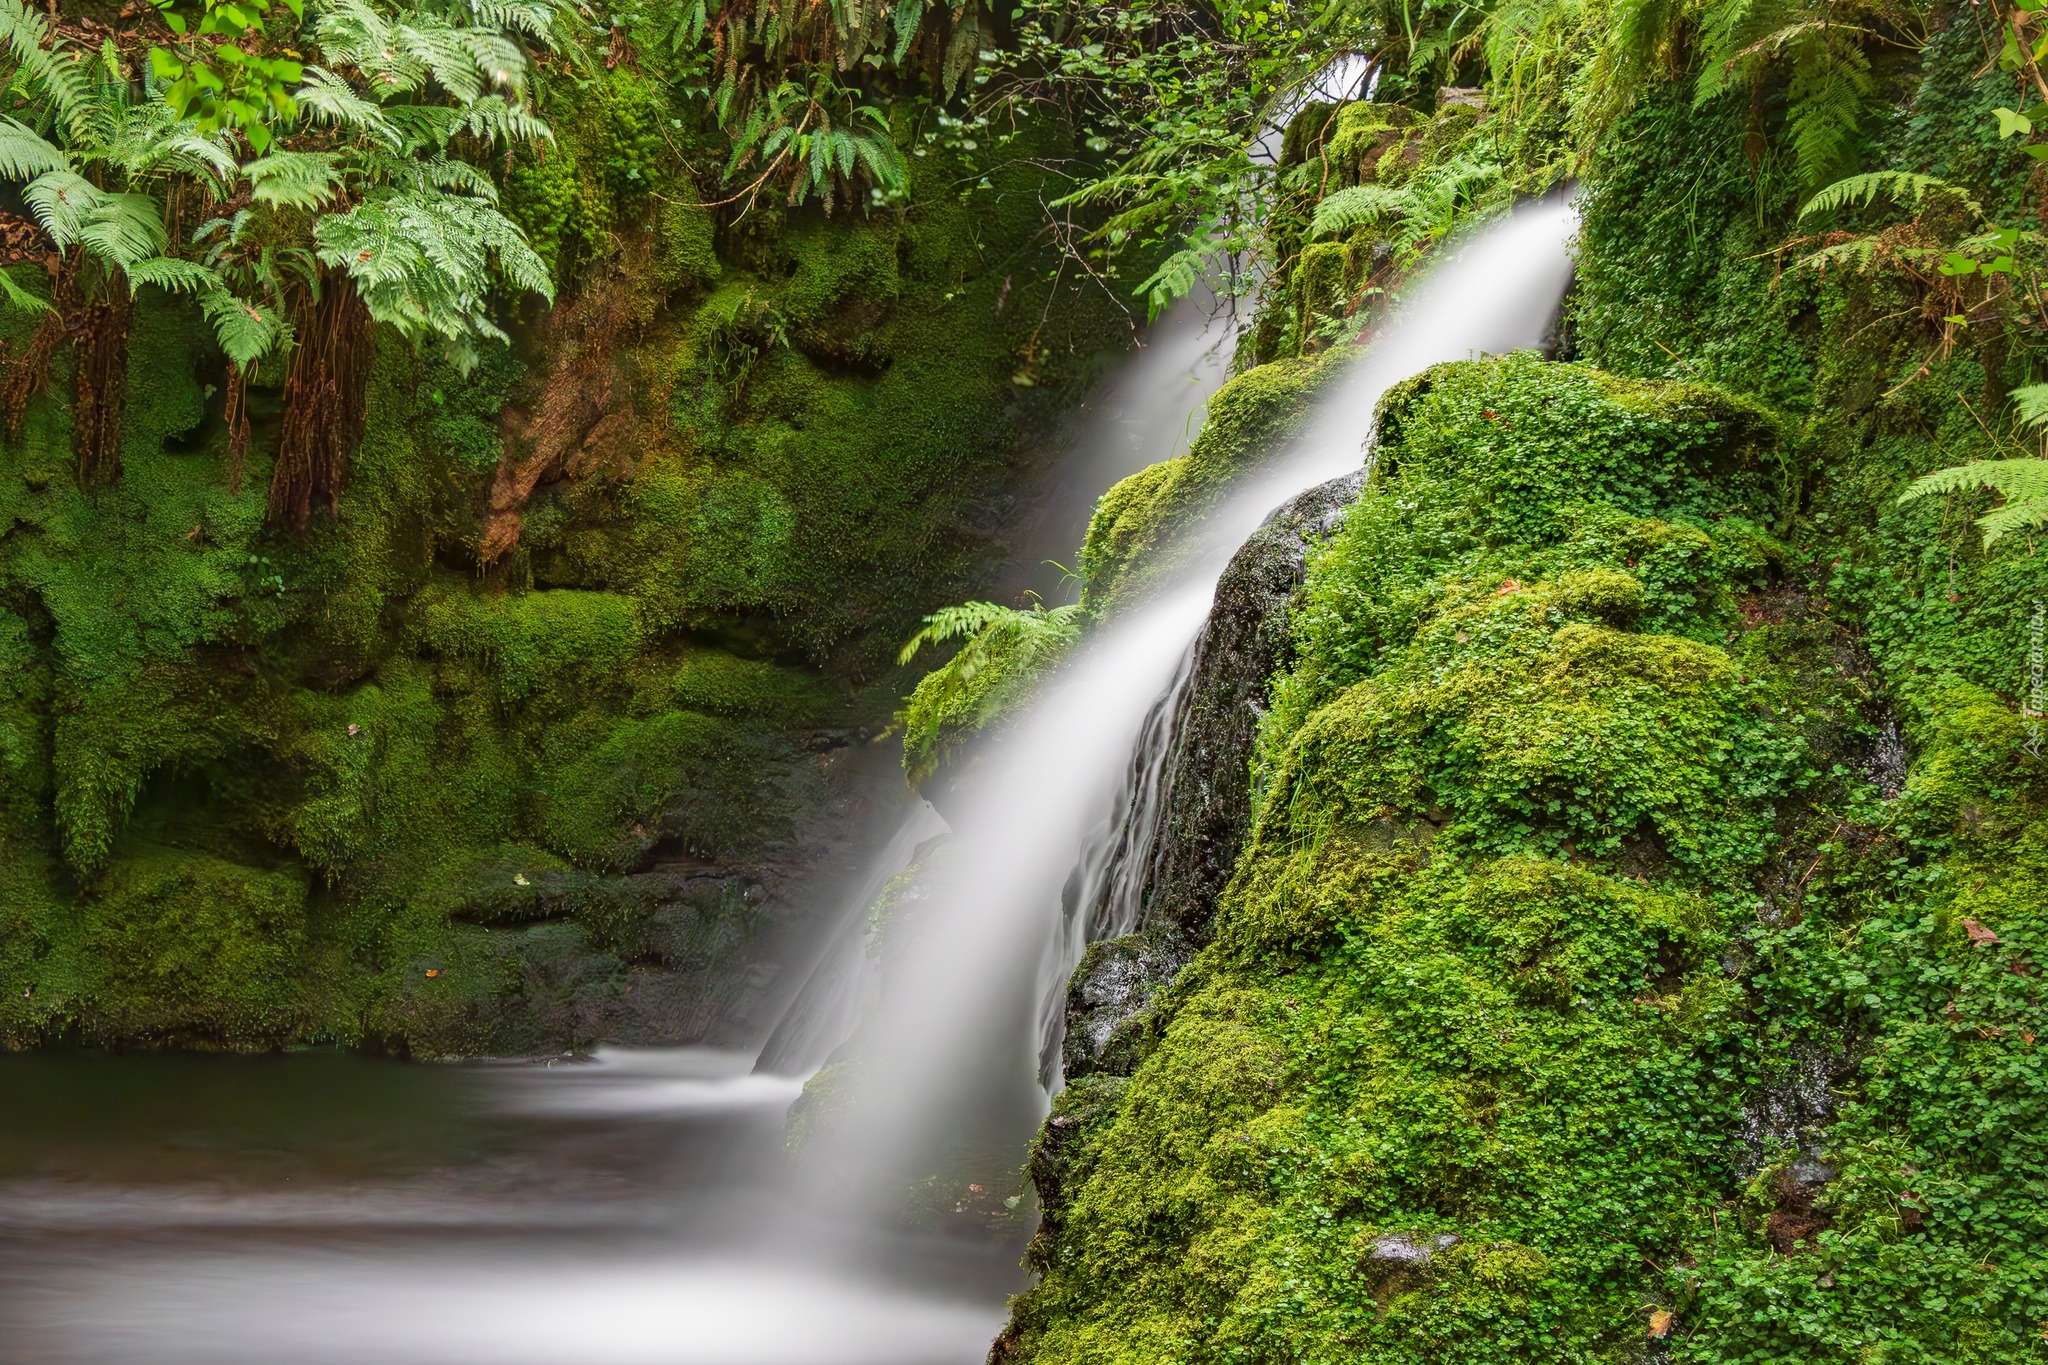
[1002,287,1239,604]
[1038,641,1196,1088]
[0,201,1576,1365]
[802,198,1580,1215]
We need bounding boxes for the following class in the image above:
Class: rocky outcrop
[1059,468,1362,1082]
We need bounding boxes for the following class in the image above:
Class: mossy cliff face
[1000,15,2048,1356]
[1004,344,2048,1359]
[0,65,1132,1056]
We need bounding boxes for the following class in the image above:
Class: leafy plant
[1898,385,2048,547]
[898,598,1085,784]
[1689,0,1909,193]
[148,0,306,153]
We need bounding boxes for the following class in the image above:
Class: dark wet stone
[1140,468,1365,941]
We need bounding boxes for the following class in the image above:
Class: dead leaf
[1648,1309,1673,1338]
[1495,578,1522,596]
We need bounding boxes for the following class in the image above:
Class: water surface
[0,1047,1019,1364]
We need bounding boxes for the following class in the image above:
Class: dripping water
[1037,641,1198,1089]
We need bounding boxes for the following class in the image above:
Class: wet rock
[1369,1231,1461,1264]
[1062,929,1188,1080]
[411,732,911,1057]
[1140,469,1365,941]
[1026,472,1365,1242]
[1866,715,1908,799]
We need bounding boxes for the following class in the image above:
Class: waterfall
[1036,639,1197,1089]
[5,202,1582,1365]
[754,801,952,1078]
[806,199,1581,1205]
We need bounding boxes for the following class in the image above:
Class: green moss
[534,708,791,870]
[1267,354,1784,759]
[0,89,1135,1050]
[1081,354,1330,613]
[80,848,312,1045]
[412,587,641,715]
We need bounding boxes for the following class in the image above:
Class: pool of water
[0,1048,1021,1364]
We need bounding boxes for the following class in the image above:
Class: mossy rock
[1081,354,1333,614]
[78,849,313,1046]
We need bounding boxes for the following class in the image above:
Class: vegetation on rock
[926,0,2048,1358]
[0,0,1136,1054]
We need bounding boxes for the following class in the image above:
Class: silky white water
[803,198,1580,1208]
[1,201,1575,1364]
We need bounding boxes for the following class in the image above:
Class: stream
[0,1046,1011,1362]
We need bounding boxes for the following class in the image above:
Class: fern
[1901,457,2048,548]
[899,602,1018,665]
[1310,183,1411,240]
[1785,38,1872,192]
[245,151,344,210]
[23,172,163,266]
[1800,170,1968,220]
[0,265,50,314]
[296,68,403,145]
[898,598,1084,686]
[2013,384,2048,428]
[199,287,291,367]
[1133,245,1211,320]
[0,116,64,179]
[0,0,92,141]
[126,257,223,296]
[897,599,1086,783]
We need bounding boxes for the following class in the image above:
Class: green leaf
[2011,384,2048,428]
[0,266,52,315]
[1799,171,1973,221]
[126,257,222,295]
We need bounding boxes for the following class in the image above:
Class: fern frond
[126,256,223,296]
[384,103,463,153]
[1799,170,1963,221]
[0,115,63,180]
[1975,500,2048,546]
[245,150,344,210]
[75,191,168,269]
[2012,384,2048,428]
[1900,460,2048,506]
[0,0,91,142]
[1134,245,1211,320]
[295,68,403,146]
[899,602,1014,664]
[200,287,290,367]
[1785,38,1871,192]
[1310,183,1410,239]
[1901,458,2048,548]
[1692,0,1762,106]
[0,264,50,314]
[418,154,498,202]
[22,168,98,247]
[457,94,551,148]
